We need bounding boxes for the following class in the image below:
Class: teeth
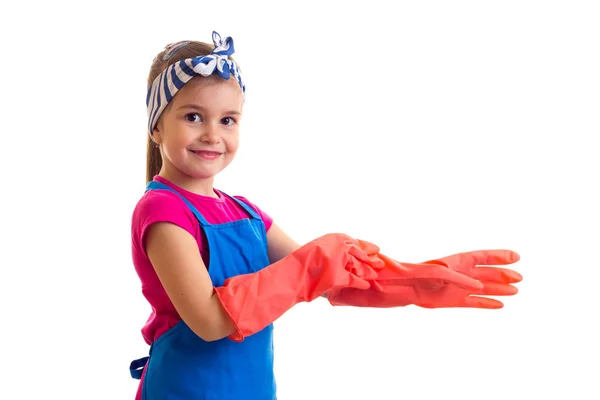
[193,150,220,156]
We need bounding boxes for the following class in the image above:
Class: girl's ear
[152,126,163,145]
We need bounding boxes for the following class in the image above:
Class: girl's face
[152,75,243,193]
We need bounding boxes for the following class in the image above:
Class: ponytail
[146,135,162,183]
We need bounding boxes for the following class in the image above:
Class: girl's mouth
[191,150,222,160]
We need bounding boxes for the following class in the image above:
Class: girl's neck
[158,168,218,198]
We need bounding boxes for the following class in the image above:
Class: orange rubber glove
[422,250,522,289]
[328,249,522,309]
[214,233,384,342]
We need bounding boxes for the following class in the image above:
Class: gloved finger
[347,260,381,281]
[429,269,484,292]
[480,282,518,296]
[471,266,523,283]
[368,255,385,269]
[345,248,384,279]
[424,250,520,270]
[356,239,381,256]
[418,297,504,309]
[376,258,484,292]
[348,245,385,269]
[470,250,520,266]
[463,296,504,309]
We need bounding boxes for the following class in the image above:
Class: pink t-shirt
[131,176,273,344]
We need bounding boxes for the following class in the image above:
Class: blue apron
[130,181,276,400]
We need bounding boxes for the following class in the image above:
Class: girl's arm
[145,222,237,342]
[266,223,301,263]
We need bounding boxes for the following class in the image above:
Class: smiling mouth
[190,150,223,159]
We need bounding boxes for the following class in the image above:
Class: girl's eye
[185,113,201,122]
[221,117,236,126]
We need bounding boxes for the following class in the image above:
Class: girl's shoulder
[133,186,193,221]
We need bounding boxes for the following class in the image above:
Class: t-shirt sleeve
[132,190,199,256]
[233,196,274,232]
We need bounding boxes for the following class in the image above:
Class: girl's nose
[200,126,220,144]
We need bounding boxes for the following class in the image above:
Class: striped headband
[146,31,246,134]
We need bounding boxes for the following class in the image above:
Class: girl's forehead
[171,76,243,108]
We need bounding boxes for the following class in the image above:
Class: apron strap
[129,356,149,379]
[219,192,261,220]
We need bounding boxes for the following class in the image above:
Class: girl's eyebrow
[177,104,241,115]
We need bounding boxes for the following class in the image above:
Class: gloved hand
[214,233,385,342]
[215,233,499,342]
[328,248,522,309]
[422,250,522,289]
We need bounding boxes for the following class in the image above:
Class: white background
[1,1,598,399]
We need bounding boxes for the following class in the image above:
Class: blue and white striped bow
[146,31,246,134]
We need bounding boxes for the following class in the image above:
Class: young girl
[129,31,522,400]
